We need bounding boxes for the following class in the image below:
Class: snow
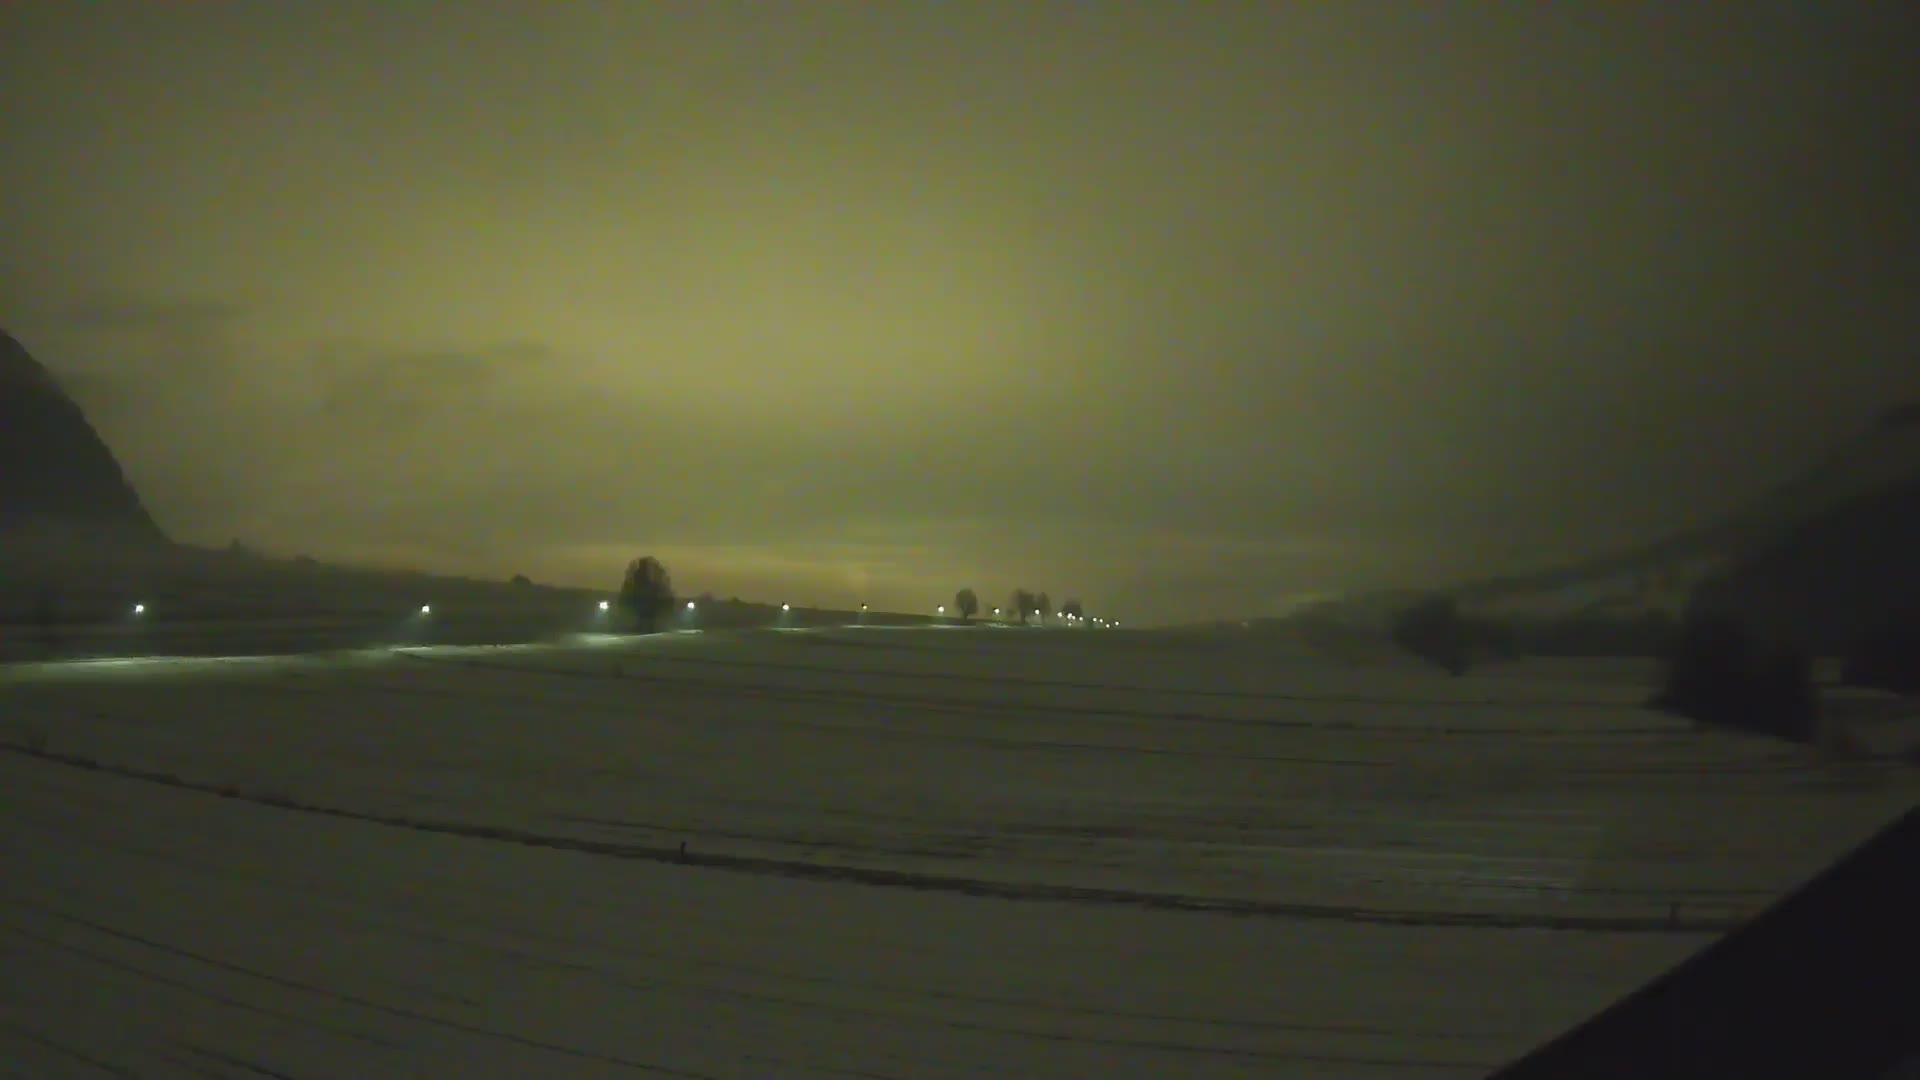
[3,625,1915,1076]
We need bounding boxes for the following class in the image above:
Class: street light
[419,604,432,615]
[131,603,146,616]
[598,600,610,611]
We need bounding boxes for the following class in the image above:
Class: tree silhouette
[618,556,675,633]
[954,587,979,622]
[1875,401,1920,431]
[1389,593,1472,675]
[1060,598,1085,622]
[1842,606,1920,695]
[1651,611,1820,741]
[1010,588,1036,625]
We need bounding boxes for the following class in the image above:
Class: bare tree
[954,587,979,622]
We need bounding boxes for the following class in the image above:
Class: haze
[3,3,1915,624]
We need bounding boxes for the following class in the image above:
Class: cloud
[306,339,551,432]
[4,3,1914,622]
[60,294,247,336]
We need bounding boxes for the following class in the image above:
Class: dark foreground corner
[1489,806,1920,1079]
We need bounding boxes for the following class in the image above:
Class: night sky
[3,3,1915,623]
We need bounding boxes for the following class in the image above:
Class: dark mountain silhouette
[0,328,168,543]
[1451,403,1920,606]
[1690,470,1920,653]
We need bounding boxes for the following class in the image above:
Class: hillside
[1692,471,1920,652]
[0,328,168,543]
[1451,404,1920,609]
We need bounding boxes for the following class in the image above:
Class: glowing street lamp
[686,601,696,610]
[598,600,610,611]
[937,605,945,614]
[131,603,146,615]
[782,603,791,612]
[419,604,432,615]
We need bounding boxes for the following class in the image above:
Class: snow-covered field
[4,625,1915,1076]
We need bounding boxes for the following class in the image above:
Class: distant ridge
[1449,403,1920,605]
[0,328,168,544]
[1693,468,1920,651]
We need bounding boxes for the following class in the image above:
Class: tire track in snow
[9,900,1495,1075]
[247,659,1398,768]
[8,793,1505,1066]
[0,922,409,1053]
[2,901,724,1078]
[401,649,1664,736]
[175,1042,314,1080]
[569,639,1636,711]
[0,742,1751,935]
[0,1015,138,1077]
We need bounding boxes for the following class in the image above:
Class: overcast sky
[3,3,1915,623]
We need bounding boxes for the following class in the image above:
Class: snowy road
[3,627,1913,1075]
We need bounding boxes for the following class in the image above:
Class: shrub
[1390,593,1472,675]
[1840,608,1920,696]
[1467,616,1521,660]
[1649,611,1820,742]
